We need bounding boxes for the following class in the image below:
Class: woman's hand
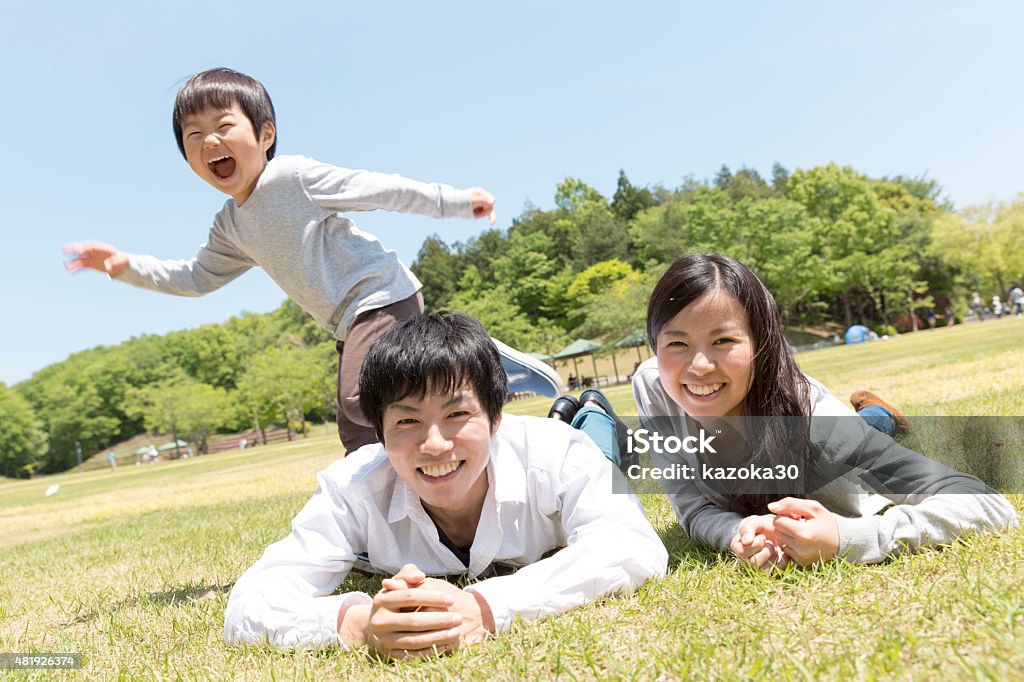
[730,514,788,570]
[767,497,840,565]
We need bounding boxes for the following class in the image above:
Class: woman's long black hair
[646,253,814,514]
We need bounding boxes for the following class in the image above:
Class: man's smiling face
[180,101,274,206]
[382,384,498,526]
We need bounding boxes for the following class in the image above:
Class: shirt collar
[387,473,420,523]
[385,428,526,524]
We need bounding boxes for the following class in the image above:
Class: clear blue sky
[2,1,1022,386]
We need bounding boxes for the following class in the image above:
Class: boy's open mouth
[208,155,236,179]
[686,383,723,397]
[419,461,462,479]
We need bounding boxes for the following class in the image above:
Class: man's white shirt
[223,414,668,648]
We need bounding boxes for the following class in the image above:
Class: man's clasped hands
[338,564,494,659]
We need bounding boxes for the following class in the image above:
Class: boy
[63,68,497,452]
[223,312,667,657]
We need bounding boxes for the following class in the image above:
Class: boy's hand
[470,188,496,225]
[62,241,129,277]
[730,514,788,571]
[362,564,462,659]
[767,497,840,565]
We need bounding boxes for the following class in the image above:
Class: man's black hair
[172,68,277,160]
[359,312,508,442]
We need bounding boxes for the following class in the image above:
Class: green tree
[611,170,657,222]
[164,324,246,389]
[554,177,605,213]
[236,345,327,440]
[411,236,460,311]
[629,186,736,264]
[124,373,233,455]
[455,228,508,284]
[729,197,825,327]
[449,284,547,351]
[771,162,790,196]
[0,383,47,478]
[18,350,139,469]
[566,259,636,299]
[931,199,1024,299]
[572,264,657,341]
[788,164,919,327]
[715,165,773,202]
[493,231,573,321]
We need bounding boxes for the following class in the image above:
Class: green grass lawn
[1,319,1022,680]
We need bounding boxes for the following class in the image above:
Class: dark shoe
[579,389,632,470]
[850,390,910,435]
[579,389,616,418]
[548,395,580,422]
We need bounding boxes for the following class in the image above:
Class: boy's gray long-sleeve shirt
[116,155,474,340]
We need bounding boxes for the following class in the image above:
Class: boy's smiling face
[382,384,498,529]
[180,101,274,206]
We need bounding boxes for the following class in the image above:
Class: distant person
[926,308,937,330]
[970,292,985,322]
[224,313,666,656]
[943,304,955,328]
[1010,285,1024,316]
[632,254,1016,570]
[63,68,498,453]
[107,451,117,471]
[992,295,1004,319]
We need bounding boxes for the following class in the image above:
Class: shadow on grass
[66,582,235,625]
[658,523,722,571]
[149,582,235,605]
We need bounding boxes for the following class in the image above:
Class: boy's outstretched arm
[301,161,496,225]
[64,225,254,297]
[62,241,129,277]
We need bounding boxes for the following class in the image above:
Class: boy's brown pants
[335,291,423,453]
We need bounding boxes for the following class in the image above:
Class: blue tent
[844,324,872,344]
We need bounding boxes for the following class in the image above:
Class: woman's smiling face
[655,290,755,419]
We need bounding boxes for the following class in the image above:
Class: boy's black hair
[359,312,508,443]
[172,68,277,161]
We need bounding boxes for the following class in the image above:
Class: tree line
[2,300,338,478]
[3,162,1022,478]
[414,163,1022,354]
